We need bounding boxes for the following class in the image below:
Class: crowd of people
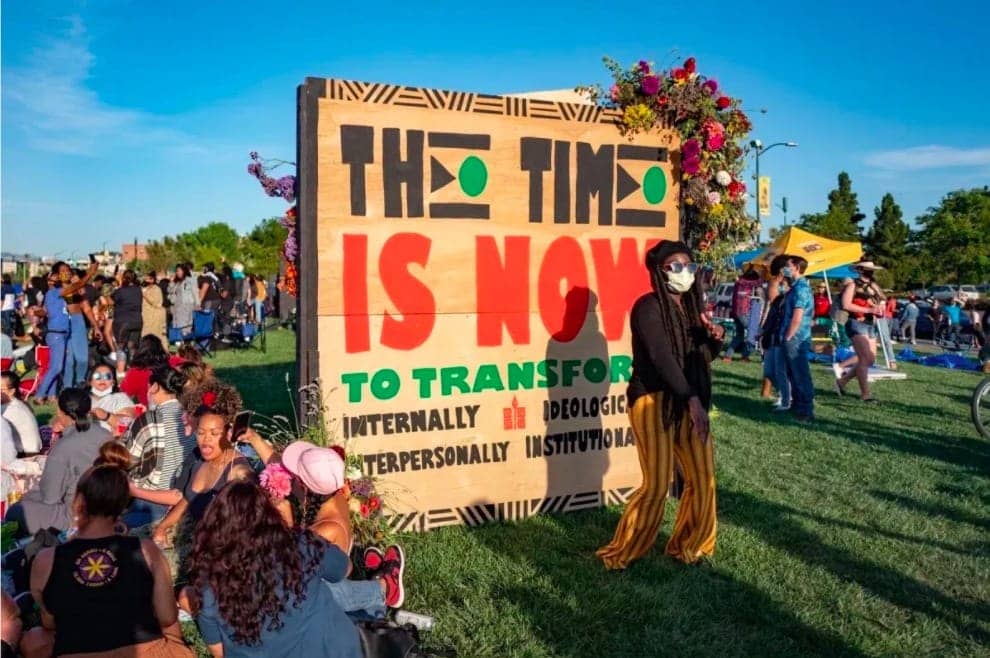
[0,262,285,409]
[2,331,404,656]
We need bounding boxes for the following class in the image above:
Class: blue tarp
[807,265,858,280]
[896,347,980,371]
[732,249,764,270]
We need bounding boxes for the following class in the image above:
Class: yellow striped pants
[596,392,717,569]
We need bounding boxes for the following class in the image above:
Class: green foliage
[864,193,909,267]
[799,172,865,241]
[914,187,990,284]
[144,218,285,278]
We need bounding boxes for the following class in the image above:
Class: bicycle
[974,377,990,439]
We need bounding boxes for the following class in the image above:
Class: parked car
[913,301,973,340]
[929,285,958,302]
[710,282,735,317]
[958,285,981,301]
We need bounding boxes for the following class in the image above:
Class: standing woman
[142,270,168,347]
[32,271,70,404]
[111,270,144,375]
[835,261,885,402]
[168,264,197,334]
[59,262,100,388]
[597,241,724,569]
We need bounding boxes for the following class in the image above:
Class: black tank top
[42,535,162,655]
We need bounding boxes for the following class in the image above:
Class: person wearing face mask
[168,264,198,334]
[121,367,195,529]
[778,255,816,421]
[596,241,725,570]
[87,364,137,435]
[835,261,886,402]
[758,255,791,410]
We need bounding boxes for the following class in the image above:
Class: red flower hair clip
[202,391,218,408]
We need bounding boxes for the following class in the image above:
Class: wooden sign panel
[296,78,681,531]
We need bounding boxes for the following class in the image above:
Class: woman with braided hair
[597,240,724,569]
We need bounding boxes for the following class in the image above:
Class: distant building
[122,243,148,263]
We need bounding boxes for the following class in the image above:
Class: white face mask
[665,270,696,294]
[91,386,113,398]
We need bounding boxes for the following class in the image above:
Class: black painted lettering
[383,128,424,217]
[340,125,374,216]
[520,137,551,223]
[576,142,614,225]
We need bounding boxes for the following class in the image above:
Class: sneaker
[380,545,405,608]
[363,546,385,574]
[832,363,844,379]
[771,404,791,413]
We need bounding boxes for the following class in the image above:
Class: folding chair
[167,310,216,358]
[18,345,50,399]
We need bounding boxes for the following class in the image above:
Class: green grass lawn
[209,330,990,657]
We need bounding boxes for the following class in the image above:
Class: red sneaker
[363,546,384,574]
[380,545,405,609]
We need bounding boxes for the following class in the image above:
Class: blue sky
[2,0,988,258]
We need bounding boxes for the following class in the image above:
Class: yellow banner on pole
[758,176,771,217]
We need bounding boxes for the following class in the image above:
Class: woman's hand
[688,396,711,444]
[152,525,170,549]
[700,313,726,341]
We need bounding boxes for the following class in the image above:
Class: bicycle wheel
[973,378,990,439]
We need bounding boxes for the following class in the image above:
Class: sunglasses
[663,262,700,274]
[91,372,114,381]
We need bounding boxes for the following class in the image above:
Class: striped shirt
[124,399,195,490]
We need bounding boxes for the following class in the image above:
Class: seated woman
[5,389,110,538]
[189,481,361,658]
[87,363,137,435]
[122,367,196,529]
[18,449,193,658]
[151,384,253,547]
[242,433,404,618]
[119,335,170,407]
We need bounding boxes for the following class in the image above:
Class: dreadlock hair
[299,489,334,529]
[645,243,715,432]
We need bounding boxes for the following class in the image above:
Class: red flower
[728,180,746,198]
[285,206,297,219]
[369,496,381,511]
[716,96,731,110]
[202,391,217,408]
[684,57,697,74]
[657,95,669,106]
[360,503,370,518]
[672,68,688,82]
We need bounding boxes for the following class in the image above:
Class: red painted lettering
[343,234,370,353]
[538,237,589,342]
[379,233,436,350]
[475,236,530,346]
[590,238,651,340]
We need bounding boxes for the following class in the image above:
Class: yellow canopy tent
[746,226,862,277]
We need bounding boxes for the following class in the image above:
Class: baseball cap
[281,441,345,495]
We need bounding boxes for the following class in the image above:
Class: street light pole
[750,139,798,233]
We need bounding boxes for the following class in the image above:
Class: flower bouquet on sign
[579,55,755,269]
[253,375,394,550]
[247,152,298,296]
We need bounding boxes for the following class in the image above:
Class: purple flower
[702,79,718,95]
[640,75,660,96]
[638,60,651,74]
[682,138,701,157]
[277,175,296,203]
[247,163,262,178]
[249,151,259,160]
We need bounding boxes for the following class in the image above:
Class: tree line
[144,218,287,278]
[776,174,989,290]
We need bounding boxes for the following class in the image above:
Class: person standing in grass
[596,241,724,570]
[779,255,816,421]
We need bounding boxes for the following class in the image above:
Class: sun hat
[281,441,345,495]
[852,260,884,271]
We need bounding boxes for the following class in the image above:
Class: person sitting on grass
[188,480,362,658]
[87,363,137,435]
[119,335,171,407]
[5,389,110,539]
[18,449,193,658]
[1,370,42,455]
[151,384,253,548]
[243,435,404,619]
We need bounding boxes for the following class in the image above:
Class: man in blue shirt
[33,271,70,404]
[779,254,815,422]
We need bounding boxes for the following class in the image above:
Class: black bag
[1,527,62,595]
[356,620,421,658]
[760,297,786,350]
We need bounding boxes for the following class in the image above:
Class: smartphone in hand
[231,410,253,442]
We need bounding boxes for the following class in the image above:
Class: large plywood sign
[296,78,680,532]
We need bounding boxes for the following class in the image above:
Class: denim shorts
[845,319,876,339]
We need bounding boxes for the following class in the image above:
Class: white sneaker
[832,363,844,379]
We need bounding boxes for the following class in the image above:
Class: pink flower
[683,156,701,176]
[702,79,718,96]
[708,191,722,205]
[640,75,660,96]
[609,84,620,101]
[260,463,293,500]
[682,138,701,158]
[707,132,725,151]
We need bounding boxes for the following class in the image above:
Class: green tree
[241,218,288,278]
[914,187,990,284]
[863,193,910,287]
[798,172,866,241]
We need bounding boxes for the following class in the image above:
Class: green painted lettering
[507,361,535,390]
[370,369,400,400]
[583,357,607,383]
[472,364,505,393]
[440,366,471,396]
[341,372,369,403]
[411,367,438,399]
[610,355,632,383]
